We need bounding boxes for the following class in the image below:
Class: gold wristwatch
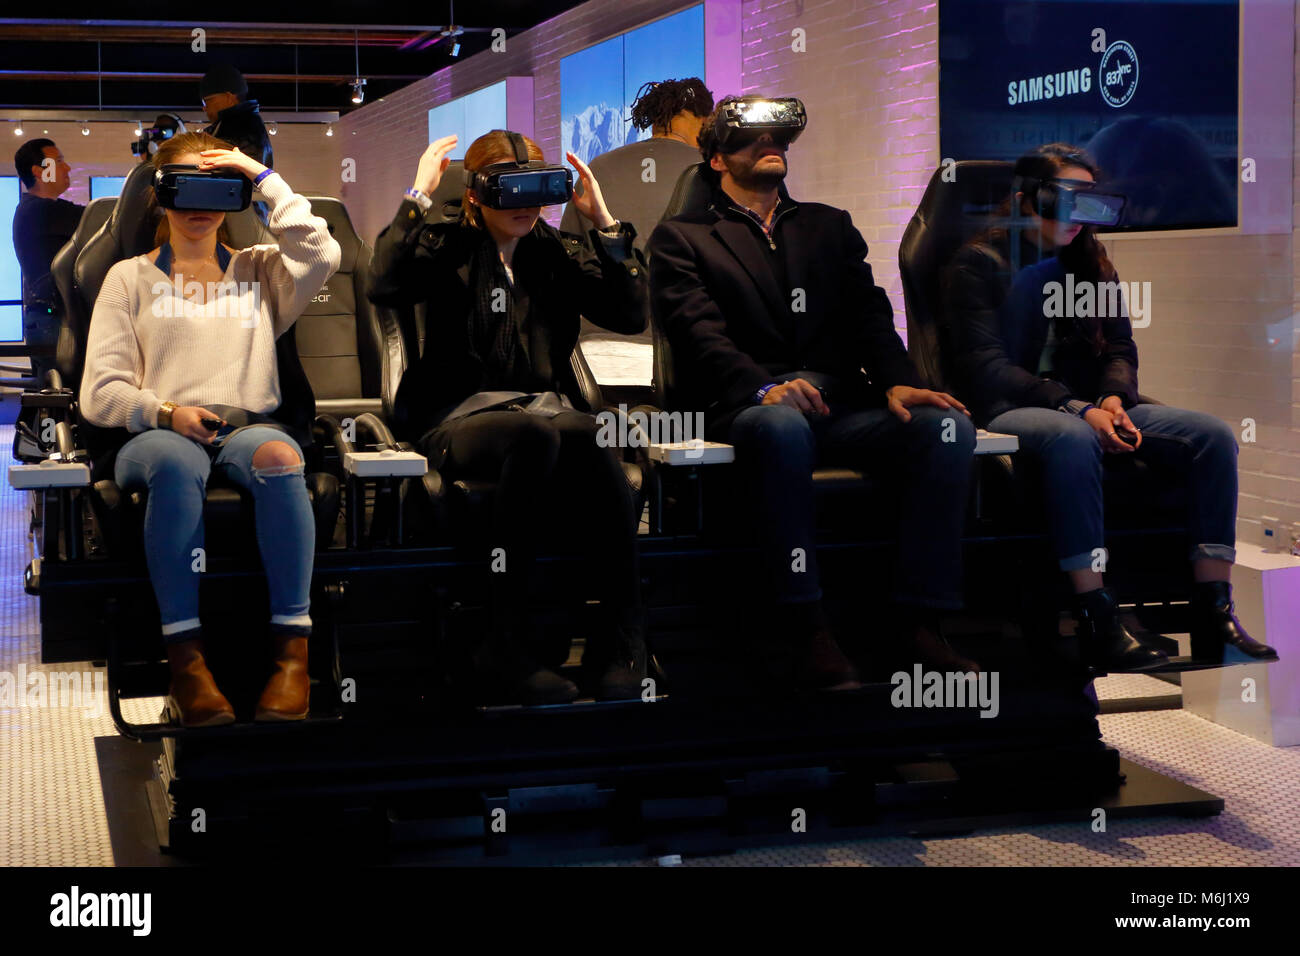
[158,401,178,430]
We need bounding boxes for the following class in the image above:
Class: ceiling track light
[134,120,143,138]
[325,123,334,137]
[442,1,464,57]
[268,121,278,136]
[81,123,90,136]
[350,29,367,104]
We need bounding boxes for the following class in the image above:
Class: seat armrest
[313,413,355,461]
[8,459,91,489]
[343,449,427,478]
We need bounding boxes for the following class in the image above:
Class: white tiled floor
[2,424,1297,867]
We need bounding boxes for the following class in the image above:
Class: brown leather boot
[255,633,311,721]
[166,638,236,728]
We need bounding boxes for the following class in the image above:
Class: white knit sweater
[81,172,342,432]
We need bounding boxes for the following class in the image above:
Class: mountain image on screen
[562,103,628,166]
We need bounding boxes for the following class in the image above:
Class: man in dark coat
[11,138,82,387]
[648,96,979,686]
[201,64,274,167]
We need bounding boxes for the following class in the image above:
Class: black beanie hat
[200,63,248,99]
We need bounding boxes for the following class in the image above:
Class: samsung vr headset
[131,113,186,158]
[465,131,572,210]
[153,164,252,212]
[713,96,807,153]
[1015,175,1126,227]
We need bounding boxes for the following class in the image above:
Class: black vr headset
[131,113,186,159]
[1014,175,1126,227]
[713,96,807,153]
[465,131,572,209]
[153,164,253,212]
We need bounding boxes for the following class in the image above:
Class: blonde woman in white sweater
[82,131,341,727]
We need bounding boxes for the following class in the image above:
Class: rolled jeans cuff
[1060,550,1100,572]
[1191,543,1235,563]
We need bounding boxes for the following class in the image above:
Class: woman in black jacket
[369,130,649,705]
[942,143,1276,670]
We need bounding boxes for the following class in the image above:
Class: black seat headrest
[51,197,118,387]
[430,160,466,223]
[660,162,716,222]
[80,197,117,238]
[73,163,160,313]
[898,160,1016,390]
[304,197,361,274]
[223,206,274,249]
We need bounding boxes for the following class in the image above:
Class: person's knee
[906,407,977,461]
[1199,416,1238,458]
[251,440,304,477]
[733,405,815,459]
[140,436,208,488]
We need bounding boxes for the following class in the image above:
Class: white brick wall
[1,119,339,207]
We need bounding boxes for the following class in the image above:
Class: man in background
[561,77,713,252]
[201,63,274,168]
[561,77,713,346]
[11,138,82,387]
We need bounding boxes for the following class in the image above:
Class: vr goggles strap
[508,131,529,165]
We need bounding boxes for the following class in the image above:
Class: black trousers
[421,409,641,633]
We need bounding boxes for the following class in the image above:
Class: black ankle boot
[474,627,579,705]
[892,607,979,675]
[779,601,860,691]
[1190,581,1278,664]
[1074,587,1169,672]
[586,608,650,701]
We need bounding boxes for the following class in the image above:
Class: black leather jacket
[369,201,648,443]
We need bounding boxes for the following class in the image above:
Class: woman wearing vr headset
[942,143,1276,670]
[81,131,342,726]
[369,130,649,705]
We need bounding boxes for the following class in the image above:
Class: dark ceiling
[0,2,587,114]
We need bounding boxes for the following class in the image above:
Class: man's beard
[721,150,787,190]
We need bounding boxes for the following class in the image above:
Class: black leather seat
[298,198,408,424]
[57,161,340,558]
[897,160,1186,531]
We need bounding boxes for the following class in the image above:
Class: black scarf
[469,231,529,387]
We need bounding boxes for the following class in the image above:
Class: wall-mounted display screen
[427,80,509,159]
[940,0,1240,230]
[560,4,706,167]
[1,176,22,341]
[90,176,127,199]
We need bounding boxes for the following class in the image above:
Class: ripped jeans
[115,426,315,643]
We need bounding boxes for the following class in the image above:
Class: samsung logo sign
[1007,67,1092,105]
[1007,39,1138,108]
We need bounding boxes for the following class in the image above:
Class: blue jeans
[726,403,976,608]
[114,426,316,643]
[985,404,1238,570]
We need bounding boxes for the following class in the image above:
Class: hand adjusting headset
[465,131,573,209]
[712,96,808,153]
[154,164,252,212]
[1013,175,1126,227]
